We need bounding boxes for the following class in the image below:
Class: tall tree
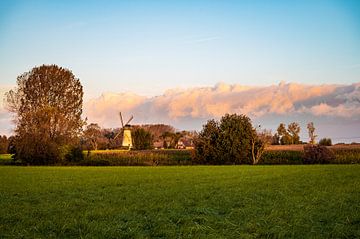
[5,65,84,164]
[277,123,291,145]
[288,122,301,144]
[251,129,272,164]
[307,122,317,144]
[83,123,103,150]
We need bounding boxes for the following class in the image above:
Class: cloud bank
[84,82,359,122]
[1,82,360,142]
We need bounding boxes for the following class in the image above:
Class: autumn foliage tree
[83,123,105,150]
[5,65,84,165]
[288,122,301,144]
[307,122,317,144]
[276,122,301,145]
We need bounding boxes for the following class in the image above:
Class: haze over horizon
[1,0,360,142]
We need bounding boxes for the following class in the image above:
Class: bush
[133,128,153,150]
[319,138,332,146]
[193,114,256,165]
[14,137,60,165]
[65,145,84,162]
[303,145,335,164]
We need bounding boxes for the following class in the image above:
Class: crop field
[0,165,359,238]
[0,154,12,164]
[266,143,360,151]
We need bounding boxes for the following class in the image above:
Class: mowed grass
[0,166,359,238]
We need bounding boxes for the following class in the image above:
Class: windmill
[114,112,134,149]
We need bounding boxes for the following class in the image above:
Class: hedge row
[74,150,192,166]
[1,147,359,166]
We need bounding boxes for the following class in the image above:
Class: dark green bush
[303,145,335,164]
[193,114,256,165]
[65,145,84,162]
[319,138,332,146]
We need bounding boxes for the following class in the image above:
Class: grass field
[0,165,359,238]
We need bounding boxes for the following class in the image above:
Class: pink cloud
[83,82,360,129]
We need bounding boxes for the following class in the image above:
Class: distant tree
[83,123,103,150]
[5,65,84,165]
[307,122,317,144]
[141,124,175,142]
[288,122,301,144]
[132,128,153,150]
[172,132,184,148]
[0,135,9,154]
[161,131,183,149]
[194,114,263,164]
[276,122,301,145]
[102,128,122,149]
[277,123,291,145]
[251,129,272,164]
[7,136,16,154]
[319,138,332,146]
[271,133,281,145]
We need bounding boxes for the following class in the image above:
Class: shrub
[14,137,60,165]
[303,145,335,164]
[193,114,257,165]
[319,138,332,146]
[65,145,84,162]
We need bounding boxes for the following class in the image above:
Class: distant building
[176,137,194,149]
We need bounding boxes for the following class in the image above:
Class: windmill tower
[114,112,134,149]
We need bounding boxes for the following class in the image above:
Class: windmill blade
[125,115,133,125]
[119,112,124,128]
[114,128,124,139]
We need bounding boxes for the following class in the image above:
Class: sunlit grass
[0,154,12,162]
[0,165,359,238]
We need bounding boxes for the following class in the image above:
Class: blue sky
[0,0,360,141]
[0,0,359,98]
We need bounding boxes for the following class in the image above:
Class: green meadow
[0,165,359,238]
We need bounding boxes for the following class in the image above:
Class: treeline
[0,121,333,155]
[0,135,15,154]
[82,123,195,150]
